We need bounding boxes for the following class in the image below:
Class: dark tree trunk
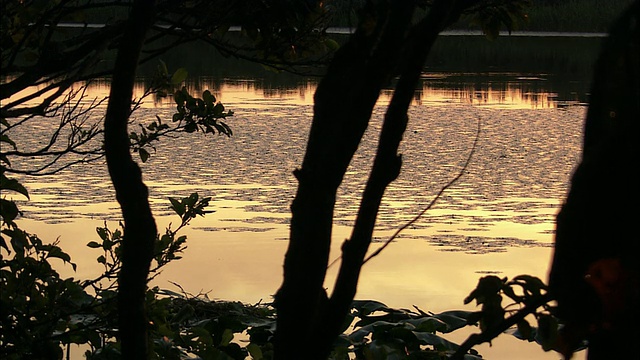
[327,0,468,346]
[103,1,157,359]
[549,1,639,359]
[274,1,471,358]
[274,5,415,358]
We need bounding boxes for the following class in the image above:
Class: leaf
[405,317,447,333]
[0,198,20,223]
[171,304,195,324]
[96,227,109,241]
[174,89,186,105]
[203,90,216,105]
[512,274,547,298]
[46,245,76,270]
[433,310,474,332]
[172,112,184,122]
[352,300,390,316]
[219,328,234,346]
[464,276,504,305]
[186,192,199,207]
[190,327,213,346]
[338,313,355,334]
[247,343,263,360]
[324,38,340,51]
[349,321,398,343]
[0,173,30,199]
[362,340,404,359]
[139,148,150,163]
[157,288,184,298]
[213,103,225,116]
[184,122,197,133]
[7,228,27,256]
[158,60,169,77]
[535,314,559,351]
[412,331,460,350]
[169,197,185,216]
[86,241,101,248]
[171,68,188,85]
[222,121,233,133]
[516,319,534,341]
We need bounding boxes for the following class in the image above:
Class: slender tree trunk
[274,3,416,358]
[327,0,466,344]
[103,1,156,358]
[274,1,471,358]
[549,2,639,359]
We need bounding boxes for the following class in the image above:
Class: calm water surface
[10,70,588,359]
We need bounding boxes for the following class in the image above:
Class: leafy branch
[449,274,586,359]
[128,62,234,163]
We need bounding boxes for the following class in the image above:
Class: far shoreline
[53,23,608,38]
[325,27,608,38]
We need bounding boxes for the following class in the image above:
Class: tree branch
[362,118,480,265]
[326,0,477,338]
[450,293,553,360]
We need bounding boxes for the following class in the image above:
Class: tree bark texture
[549,1,639,359]
[274,4,415,358]
[103,1,157,359]
[274,1,472,358]
[329,0,469,346]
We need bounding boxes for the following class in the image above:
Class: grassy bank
[327,0,635,33]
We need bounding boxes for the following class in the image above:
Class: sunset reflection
[171,74,565,109]
[7,69,585,360]
[3,73,569,110]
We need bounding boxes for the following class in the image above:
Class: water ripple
[14,102,584,253]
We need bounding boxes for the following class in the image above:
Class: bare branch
[362,117,481,265]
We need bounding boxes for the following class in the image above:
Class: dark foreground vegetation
[2,1,638,359]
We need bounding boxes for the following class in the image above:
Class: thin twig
[361,117,481,265]
[327,117,481,269]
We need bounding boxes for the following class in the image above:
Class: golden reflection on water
[178,77,561,109]
[4,73,563,109]
[5,73,586,359]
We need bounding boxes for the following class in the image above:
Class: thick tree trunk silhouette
[549,1,639,359]
[274,1,472,358]
[103,1,157,358]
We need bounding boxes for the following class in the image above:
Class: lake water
[6,35,597,359]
